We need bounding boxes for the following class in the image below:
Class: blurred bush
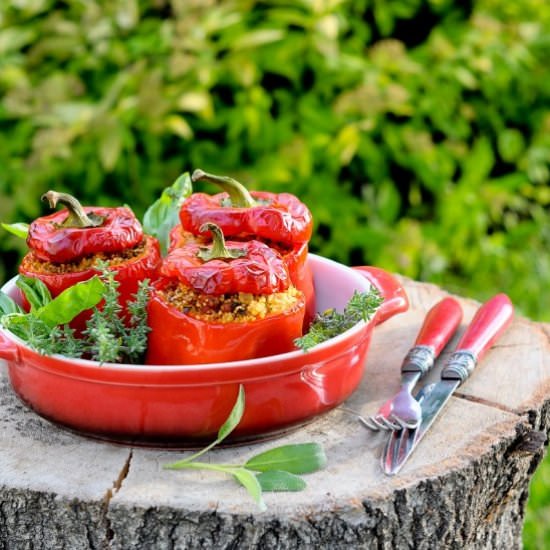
[1,0,550,322]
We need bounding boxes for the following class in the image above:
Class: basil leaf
[0,292,23,315]
[142,172,192,255]
[35,276,105,327]
[245,443,327,474]
[217,384,245,441]
[232,468,266,511]
[16,276,52,311]
[256,470,307,492]
[2,222,29,239]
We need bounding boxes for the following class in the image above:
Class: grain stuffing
[21,239,148,274]
[158,281,302,323]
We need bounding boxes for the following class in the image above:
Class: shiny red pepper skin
[160,239,290,295]
[27,206,143,263]
[179,191,313,245]
[169,224,315,326]
[19,235,161,329]
[145,279,305,365]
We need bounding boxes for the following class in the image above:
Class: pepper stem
[41,191,105,228]
[197,222,247,261]
[191,169,258,208]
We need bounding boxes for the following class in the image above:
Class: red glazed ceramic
[0,255,408,447]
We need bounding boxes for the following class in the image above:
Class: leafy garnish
[165,386,326,510]
[1,222,29,239]
[36,276,104,327]
[244,442,327,474]
[295,289,383,351]
[0,265,151,363]
[142,172,192,255]
[1,277,105,356]
[83,261,151,364]
[16,276,52,311]
[0,292,23,315]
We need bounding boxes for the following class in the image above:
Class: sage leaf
[0,292,23,315]
[256,470,307,492]
[217,384,245,441]
[143,172,192,255]
[16,276,52,310]
[232,467,266,511]
[35,276,105,327]
[2,222,29,239]
[245,443,327,474]
[165,384,245,467]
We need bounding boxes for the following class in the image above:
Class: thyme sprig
[82,261,151,364]
[294,288,383,351]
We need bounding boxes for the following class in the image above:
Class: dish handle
[352,266,409,325]
[0,331,19,362]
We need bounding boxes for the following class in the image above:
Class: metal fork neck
[401,345,435,376]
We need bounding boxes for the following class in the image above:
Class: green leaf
[35,276,105,327]
[142,172,193,255]
[245,443,327,474]
[1,223,29,239]
[217,385,245,441]
[165,384,245,468]
[16,276,52,310]
[256,470,307,492]
[0,292,24,315]
[233,468,266,511]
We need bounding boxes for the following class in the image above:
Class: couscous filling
[24,239,147,274]
[159,282,302,323]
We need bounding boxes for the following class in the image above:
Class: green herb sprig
[0,264,151,364]
[0,276,105,356]
[295,289,383,351]
[82,261,151,363]
[165,386,327,511]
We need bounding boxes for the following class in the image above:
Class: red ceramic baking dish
[0,254,408,447]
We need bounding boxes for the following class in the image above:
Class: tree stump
[0,278,548,549]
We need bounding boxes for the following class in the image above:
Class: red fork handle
[415,297,463,356]
[0,331,19,362]
[352,266,408,325]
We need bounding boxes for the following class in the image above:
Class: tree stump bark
[0,277,548,549]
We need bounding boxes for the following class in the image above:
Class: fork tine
[389,414,420,430]
[377,415,401,431]
[371,415,394,430]
[359,416,382,431]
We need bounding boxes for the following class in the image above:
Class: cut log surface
[1,277,549,549]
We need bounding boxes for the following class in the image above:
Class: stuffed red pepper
[175,169,315,326]
[146,222,305,365]
[19,191,161,328]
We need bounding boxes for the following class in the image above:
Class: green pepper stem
[197,222,247,261]
[41,191,105,228]
[191,169,257,208]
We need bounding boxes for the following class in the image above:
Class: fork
[361,296,463,431]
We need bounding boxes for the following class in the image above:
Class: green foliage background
[1,0,549,545]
